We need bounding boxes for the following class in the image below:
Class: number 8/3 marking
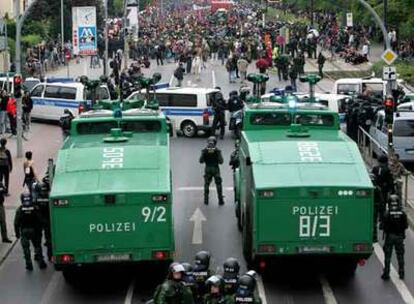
[142,206,167,223]
[299,215,330,237]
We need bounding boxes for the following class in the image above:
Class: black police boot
[26,262,33,271]
[381,272,390,281]
[2,238,12,243]
[399,270,405,280]
[219,199,225,206]
[38,260,47,269]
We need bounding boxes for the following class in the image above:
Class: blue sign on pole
[78,26,97,55]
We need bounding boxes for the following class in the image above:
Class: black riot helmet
[207,136,217,149]
[223,257,240,278]
[195,251,211,270]
[236,274,256,296]
[20,192,32,207]
[182,262,193,274]
[229,90,238,98]
[389,195,401,211]
[378,155,388,164]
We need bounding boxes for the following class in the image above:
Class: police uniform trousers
[383,233,405,275]
[204,166,223,202]
[21,228,43,264]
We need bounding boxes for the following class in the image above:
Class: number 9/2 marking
[141,206,167,223]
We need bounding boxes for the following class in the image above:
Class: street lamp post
[104,0,109,76]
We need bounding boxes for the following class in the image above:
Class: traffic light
[13,75,22,98]
[384,97,394,125]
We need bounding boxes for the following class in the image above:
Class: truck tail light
[355,190,370,197]
[57,254,74,264]
[258,244,276,253]
[353,243,371,252]
[152,250,169,260]
[203,109,209,125]
[152,194,168,202]
[259,190,274,198]
[53,199,69,206]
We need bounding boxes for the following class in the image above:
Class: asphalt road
[1,59,414,304]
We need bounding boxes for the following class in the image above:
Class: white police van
[30,82,111,121]
[127,87,219,137]
[369,110,414,164]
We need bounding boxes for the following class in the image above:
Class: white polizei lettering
[97,224,104,232]
[89,222,137,233]
[89,224,96,232]
[292,206,299,215]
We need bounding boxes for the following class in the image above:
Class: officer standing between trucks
[193,251,213,302]
[229,141,240,172]
[371,174,385,242]
[211,90,227,140]
[153,262,194,304]
[14,191,47,271]
[372,155,394,204]
[199,137,225,206]
[381,195,408,280]
[203,275,233,304]
[32,175,52,261]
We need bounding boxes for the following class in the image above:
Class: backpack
[0,148,8,167]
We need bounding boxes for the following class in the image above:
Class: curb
[0,239,18,267]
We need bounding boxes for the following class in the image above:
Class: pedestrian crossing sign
[382,49,398,65]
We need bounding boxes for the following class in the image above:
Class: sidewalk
[0,123,62,266]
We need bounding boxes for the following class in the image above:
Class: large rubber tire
[242,208,253,266]
[181,121,197,138]
[62,268,79,285]
[235,201,242,232]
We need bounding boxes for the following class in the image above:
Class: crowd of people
[153,251,262,304]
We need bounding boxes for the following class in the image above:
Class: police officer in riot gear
[59,109,74,138]
[153,262,194,304]
[227,91,243,113]
[32,174,52,260]
[222,258,240,296]
[371,174,385,242]
[182,262,197,303]
[234,272,262,304]
[229,141,240,172]
[372,155,394,203]
[193,251,213,302]
[203,275,232,304]
[14,191,46,271]
[199,137,225,205]
[381,195,408,280]
[211,90,227,140]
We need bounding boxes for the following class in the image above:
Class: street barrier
[357,126,411,208]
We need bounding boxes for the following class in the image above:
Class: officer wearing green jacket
[199,137,224,205]
[153,263,194,304]
[381,195,408,280]
[203,275,233,304]
[14,192,47,271]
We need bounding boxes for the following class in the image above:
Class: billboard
[72,6,97,56]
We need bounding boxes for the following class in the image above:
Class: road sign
[383,66,397,81]
[382,49,398,65]
[346,13,353,27]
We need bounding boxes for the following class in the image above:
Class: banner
[346,13,353,27]
[72,6,97,56]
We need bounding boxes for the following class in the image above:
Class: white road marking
[212,70,216,88]
[40,272,62,304]
[319,275,338,304]
[190,208,207,244]
[256,275,268,304]
[177,186,233,191]
[124,279,136,304]
[374,243,414,304]
[169,74,174,87]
